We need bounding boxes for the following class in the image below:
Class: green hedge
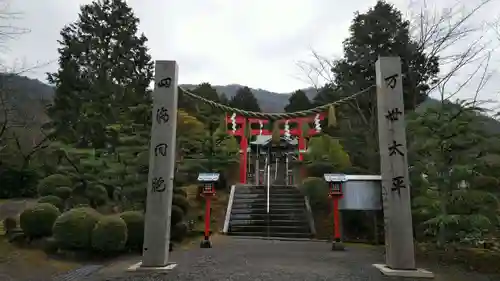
[299,177,329,211]
[37,174,72,196]
[20,203,61,238]
[119,211,144,250]
[52,207,101,250]
[0,167,38,198]
[38,195,64,211]
[173,194,190,214]
[91,216,128,253]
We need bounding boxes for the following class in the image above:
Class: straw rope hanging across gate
[178,84,376,142]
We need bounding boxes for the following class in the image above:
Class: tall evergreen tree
[190,83,221,126]
[219,93,230,105]
[229,86,261,112]
[331,0,439,110]
[284,90,313,112]
[47,0,153,148]
[319,0,440,172]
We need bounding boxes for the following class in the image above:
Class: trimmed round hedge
[91,216,128,253]
[171,205,184,226]
[52,207,101,250]
[119,211,144,250]
[54,186,72,200]
[299,177,330,209]
[173,194,189,214]
[171,221,188,242]
[3,217,17,234]
[85,184,108,206]
[20,203,61,238]
[38,195,64,211]
[37,174,72,196]
[173,187,187,197]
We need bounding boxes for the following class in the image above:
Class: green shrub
[67,196,90,208]
[103,185,115,200]
[37,174,72,196]
[85,184,108,206]
[173,194,190,214]
[171,221,188,242]
[42,237,59,254]
[54,186,72,200]
[119,211,144,250]
[306,162,334,178]
[173,187,187,197]
[0,167,38,198]
[91,216,127,253]
[38,195,64,211]
[52,207,101,250]
[300,177,329,211]
[171,205,184,226]
[20,203,61,238]
[3,217,17,234]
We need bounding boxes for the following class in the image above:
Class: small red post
[239,136,248,184]
[333,197,340,240]
[204,196,211,240]
[199,179,216,248]
[326,175,346,251]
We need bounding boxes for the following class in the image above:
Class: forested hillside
[4,74,499,135]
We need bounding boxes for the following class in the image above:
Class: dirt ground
[0,236,83,280]
[0,188,230,281]
[85,237,500,281]
[0,199,82,280]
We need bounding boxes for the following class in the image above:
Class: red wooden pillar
[298,120,307,179]
[240,136,248,184]
[239,118,248,184]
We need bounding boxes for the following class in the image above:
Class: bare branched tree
[0,0,52,163]
[296,51,338,91]
[407,0,498,102]
[295,0,499,172]
[298,0,498,102]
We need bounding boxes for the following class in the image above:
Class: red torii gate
[225,113,326,183]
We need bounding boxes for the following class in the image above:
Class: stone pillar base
[373,264,434,278]
[331,240,345,251]
[128,262,177,272]
[200,238,212,248]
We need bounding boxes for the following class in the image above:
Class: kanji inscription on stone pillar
[375,57,415,270]
[141,61,179,268]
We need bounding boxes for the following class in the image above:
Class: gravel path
[0,200,33,220]
[85,236,499,281]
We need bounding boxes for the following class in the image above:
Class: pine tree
[190,83,222,125]
[317,1,440,172]
[47,0,153,148]
[229,86,261,112]
[284,90,313,112]
[332,0,438,110]
[219,94,230,105]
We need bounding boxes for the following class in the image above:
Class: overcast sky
[2,0,500,104]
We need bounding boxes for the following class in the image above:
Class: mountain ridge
[2,75,308,112]
[2,75,499,134]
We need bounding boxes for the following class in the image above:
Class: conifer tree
[47,0,153,148]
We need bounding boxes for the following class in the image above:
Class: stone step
[233,193,303,200]
[229,224,311,233]
[234,194,304,201]
[229,219,308,227]
[231,208,306,215]
[236,187,301,195]
[232,201,305,208]
[231,206,305,213]
[230,213,308,221]
[227,231,312,239]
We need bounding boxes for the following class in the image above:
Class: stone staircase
[227,185,313,238]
